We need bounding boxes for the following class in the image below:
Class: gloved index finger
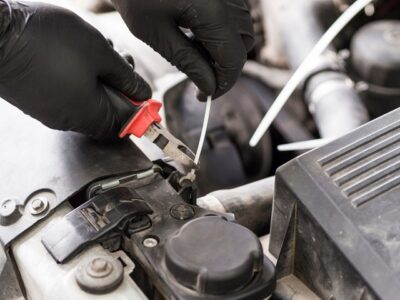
[99,43,152,101]
[180,1,249,99]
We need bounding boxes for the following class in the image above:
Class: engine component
[197,176,274,236]
[242,61,292,89]
[42,187,153,263]
[12,204,147,300]
[256,0,369,142]
[122,175,276,300]
[164,217,266,294]
[40,169,276,299]
[247,0,265,60]
[270,108,400,299]
[164,77,275,194]
[0,99,152,248]
[351,20,400,117]
[161,73,314,197]
[0,199,21,226]
[75,256,124,294]
[261,0,336,68]
[305,70,369,138]
[352,20,400,88]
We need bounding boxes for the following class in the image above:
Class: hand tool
[105,87,198,181]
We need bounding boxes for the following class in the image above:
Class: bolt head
[31,198,44,210]
[170,204,195,220]
[29,196,49,215]
[76,256,123,294]
[91,258,108,272]
[87,258,113,278]
[143,237,158,248]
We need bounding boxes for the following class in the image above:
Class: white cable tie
[194,96,212,164]
[277,138,334,152]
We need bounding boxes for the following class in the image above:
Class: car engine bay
[1,0,400,299]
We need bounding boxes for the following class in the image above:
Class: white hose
[249,0,374,147]
[194,96,212,164]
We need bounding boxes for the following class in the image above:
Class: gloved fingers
[179,0,251,99]
[167,24,217,98]
[78,87,122,142]
[105,38,135,68]
[122,53,135,68]
[192,27,248,100]
[226,0,255,51]
[99,45,152,101]
[134,19,217,98]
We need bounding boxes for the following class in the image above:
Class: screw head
[29,196,48,215]
[143,237,158,248]
[75,256,123,294]
[31,198,44,210]
[170,204,195,220]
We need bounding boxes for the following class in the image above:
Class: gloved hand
[111,0,254,100]
[0,1,151,141]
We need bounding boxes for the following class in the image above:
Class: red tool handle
[119,99,162,138]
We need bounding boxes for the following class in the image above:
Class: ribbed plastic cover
[271,108,400,299]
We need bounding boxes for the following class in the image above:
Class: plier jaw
[117,95,198,180]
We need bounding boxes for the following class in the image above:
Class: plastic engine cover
[270,108,400,300]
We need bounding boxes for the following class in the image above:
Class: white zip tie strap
[194,96,212,164]
[277,138,334,152]
[249,0,374,147]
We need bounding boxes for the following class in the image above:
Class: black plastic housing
[270,108,400,300]
[124,175,276,300]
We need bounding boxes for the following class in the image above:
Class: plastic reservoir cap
[165,216,263,294]
[351,20,400,88]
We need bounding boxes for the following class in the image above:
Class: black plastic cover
[124,175,276,300]
[42,187,153,263]
[270,108,400,300]
[165,216,263,294]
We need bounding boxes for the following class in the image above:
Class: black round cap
[351,20,400,88]
[165,216,263,294]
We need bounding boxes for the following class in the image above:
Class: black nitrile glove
[0,1,151,141]
[111,0,254,100]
